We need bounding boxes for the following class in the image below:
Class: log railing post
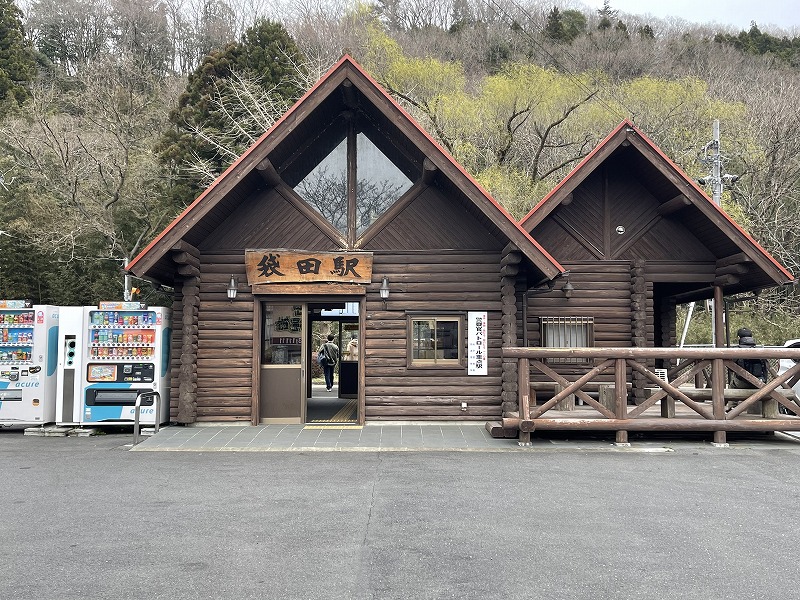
[615,358,629,445]
[518,357,532,446]
[712,357,727,446]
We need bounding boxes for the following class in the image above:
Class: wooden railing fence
[501,347,800,446]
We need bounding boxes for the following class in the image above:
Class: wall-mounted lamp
[227,274,238,301]
[379,276,390,308]
[561,280,574,299]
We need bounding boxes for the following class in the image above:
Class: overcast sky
[584,0,800,31]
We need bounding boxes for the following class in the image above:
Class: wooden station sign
[245,250,374,286]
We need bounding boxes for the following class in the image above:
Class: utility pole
[697,120,739,345]
[698,119,739,206]
[124,257,131,301]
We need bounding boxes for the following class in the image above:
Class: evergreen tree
[597,0,616,31]
[0,0,37,113]
[638,24,655,39]
[544,7,567,43]
[157,19,305,208]
[561,10,588,42]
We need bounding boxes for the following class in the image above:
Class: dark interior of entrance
[307,302,359,424]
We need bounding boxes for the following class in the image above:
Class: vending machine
[80,303,171,426]
[0,301,59,427]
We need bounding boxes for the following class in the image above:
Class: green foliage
[677,302,800,347]
[0,0,37,113]
[544,8,567,43]
[561,10,588,42]
[157,19,305,207]
[714,23,800,66]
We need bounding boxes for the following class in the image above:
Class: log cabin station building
[127,56,800,445]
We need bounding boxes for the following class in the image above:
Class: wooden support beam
[422,158,438,185]
[715,263,749,277]
[713,274,740,287]
[176,264,200,277]
[171,240,199,257]
[561,192,573,206]
[255,158,283,187]
[657,194,691,216]
[500,264,519,277]
[342,79,358,109]
[716,252,753,269]
[713,285,725,347]
[172,251,200,268]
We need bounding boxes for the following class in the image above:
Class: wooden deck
[495,346,800,445]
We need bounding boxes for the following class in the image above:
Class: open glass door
[259,303,306,423]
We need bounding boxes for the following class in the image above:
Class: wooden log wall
[171,243,200,424]
[630,259,648,404]
[195,253,254,422]
[526,261,639,392]
[501,244,522,417]
[169,287,183,421]
[364,251,503,420]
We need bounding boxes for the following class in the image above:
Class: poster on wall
[468,311,488,376]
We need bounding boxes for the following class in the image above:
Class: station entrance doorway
[258,299,361,425]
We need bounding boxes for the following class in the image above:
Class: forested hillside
[1,0,799,340]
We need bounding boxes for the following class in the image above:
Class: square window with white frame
[408,316,463,367]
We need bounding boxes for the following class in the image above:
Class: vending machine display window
[87,364,117,382]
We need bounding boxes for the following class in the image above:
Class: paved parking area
[3,428,800,600]
[4,428,800,599]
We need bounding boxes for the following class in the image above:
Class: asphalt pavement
[2,429,799,600]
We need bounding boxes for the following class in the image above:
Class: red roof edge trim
[129,54,564,277]
[626,122,793,282]
[128,54,354,273]
[341,58,565,275]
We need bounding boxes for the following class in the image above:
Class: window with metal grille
[540,316,594,364]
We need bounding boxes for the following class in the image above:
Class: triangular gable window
[295,136,348,236]
[291,116,414,245]
[355,133,413,236]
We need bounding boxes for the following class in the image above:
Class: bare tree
[0,55,179,264]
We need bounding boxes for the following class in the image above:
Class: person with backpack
[730,327,768,389]
[319,334,340,392]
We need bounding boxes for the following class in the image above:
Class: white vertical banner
[468,311,488,376]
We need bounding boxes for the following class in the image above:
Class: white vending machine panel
[55,306,86,426]
[80,303,171,425]
[0,301,59,427]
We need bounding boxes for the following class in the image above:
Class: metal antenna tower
[697,119,739,205]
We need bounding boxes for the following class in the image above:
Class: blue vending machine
[80,303,171,426]
[0,301,59,427]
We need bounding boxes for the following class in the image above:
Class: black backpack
[741,358,765,380]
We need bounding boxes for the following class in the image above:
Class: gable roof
[519,119,793,294]
[128,55,564,283]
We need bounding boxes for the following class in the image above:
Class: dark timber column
[712,285,726,445]
[501,244,522,417]
[655,296,677,371]
[172,243,200,424]
[630,260,647,405]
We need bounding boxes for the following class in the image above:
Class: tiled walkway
[131,423,524,452]
[130,423,800,452]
